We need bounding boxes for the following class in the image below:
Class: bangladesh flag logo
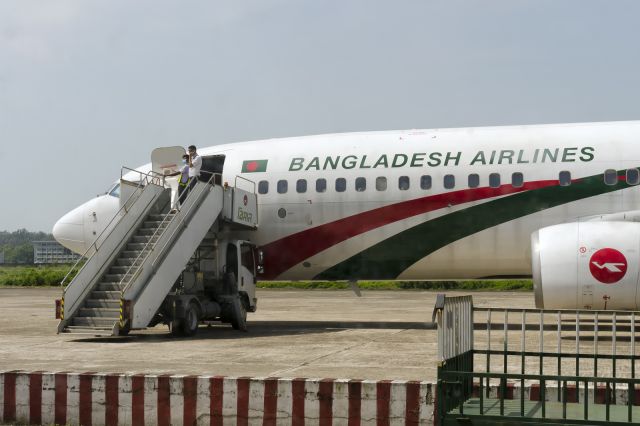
[242,159,268,173]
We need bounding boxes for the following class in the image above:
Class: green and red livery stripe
[260,170,633,280]
[259,179,559,279]
[242,160,268,173]
[316,170,632,280]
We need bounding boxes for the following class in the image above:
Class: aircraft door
[151,146,186,208]
[151,146,186,177]
[201,155,225,184]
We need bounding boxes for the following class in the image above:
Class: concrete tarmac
[0,288,534,381]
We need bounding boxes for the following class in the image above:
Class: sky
[1,0,640,232]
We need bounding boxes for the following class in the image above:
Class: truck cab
[157,238,262,337]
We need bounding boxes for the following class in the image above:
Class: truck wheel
[169,319,183,336]
[118,324,130,336]
[230,297,247,332]
[181,302,200,337]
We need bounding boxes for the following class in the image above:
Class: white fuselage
[54,121,640,281]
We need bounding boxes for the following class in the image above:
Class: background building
[33,241,81,264]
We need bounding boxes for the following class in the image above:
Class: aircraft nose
[52,205,86,255]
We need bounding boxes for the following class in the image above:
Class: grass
[0,265,533,291]
[0,265,78,287]
[257,280,533,291]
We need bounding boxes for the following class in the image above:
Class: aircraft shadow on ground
[71,320,436,343]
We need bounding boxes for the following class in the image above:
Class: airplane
[53,120,640,311]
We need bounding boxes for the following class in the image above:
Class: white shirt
[189,154,202,178]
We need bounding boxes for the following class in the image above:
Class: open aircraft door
[150,146,186,208]
[151,146,186,176]
[117,146,185,210]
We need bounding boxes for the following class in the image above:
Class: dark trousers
[178,179,195,206]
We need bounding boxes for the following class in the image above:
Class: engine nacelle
[532,222,640,310]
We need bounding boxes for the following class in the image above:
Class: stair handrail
[59,181,168,330]
[149,173,219,273]
[121,167,166,187]
[118,173,219,298]
[59,168,166,291]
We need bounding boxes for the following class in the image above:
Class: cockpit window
[108,183,121,198]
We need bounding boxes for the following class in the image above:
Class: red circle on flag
[246,161,258,172]
[589,248,628,284]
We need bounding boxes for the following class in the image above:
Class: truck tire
[230,297,247,332]
[169,318,183,336]
[118,324,130,336]
[181,302,200,337]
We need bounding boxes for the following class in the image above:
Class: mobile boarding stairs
[56,167,258,336]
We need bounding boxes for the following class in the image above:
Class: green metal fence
[435,295,640,425]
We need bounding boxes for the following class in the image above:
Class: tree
[0,230,53,264]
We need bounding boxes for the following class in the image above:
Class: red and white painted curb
[0,371,434,425]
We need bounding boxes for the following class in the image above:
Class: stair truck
[55,148,263,337]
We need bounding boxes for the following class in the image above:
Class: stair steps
[62,211,175,334]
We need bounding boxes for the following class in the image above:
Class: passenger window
[296,179,307,193]
[604,169,617,186]
[559,171,571,186]
[444,174,455,189]
[258,180,269,194]
[512,172,524,188]
[627,168,640,185]
[398,176,410,190]
[277,180,288,194]
[316,178,327,193]
[468,174,479,188]
[376,177,387,191]
[420,175,432,190]
[335,178,346,192]
[355,177,366,192]
[489,173,501,188]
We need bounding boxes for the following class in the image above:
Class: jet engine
[532,221,640,310]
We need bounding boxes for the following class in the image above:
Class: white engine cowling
[532,222,640,310]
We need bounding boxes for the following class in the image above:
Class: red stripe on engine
[131,375,145,426]
[348,380,362,426]
[29,372,42,425]
[210,376,224,426]
[236,377,250,426]
[79,373,93,426]
[105,375,119,426]
[157,375,170,426]
[405,381,421,425]
[3,371,16,423]
[376,380,392,426]
[318,379,334,426]
[261,180,558,278]
[54,373,67,425]
[291,379,306,426]
[262,378,278,426]
[183,376,198,426]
